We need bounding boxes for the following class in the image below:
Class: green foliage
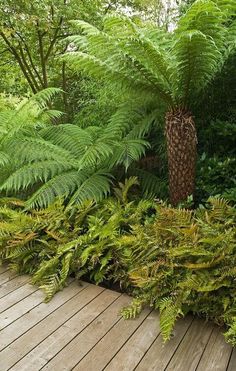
[63,1,236,206]
[197,155,236,202]
[0,88,157,207]
[1,181,236,346]
[121,197,236,345]
[196,118,236,203]
[0,178,154,300]
[65,1,235,109]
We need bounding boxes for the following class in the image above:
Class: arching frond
[172,30,222,104]
[25,171,88,209]
[0,160,75,192]
[0,88,62,144]
[64,16,173,104]
[22,88,62,110]
[111,139,150,171]
[177,0,226,48]
[6,136,75,165]
[67,171,113,207]
[65,4,233,108]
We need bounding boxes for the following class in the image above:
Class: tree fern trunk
[165,107,197,206]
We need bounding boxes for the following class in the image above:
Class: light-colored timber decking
[0,265,235,371]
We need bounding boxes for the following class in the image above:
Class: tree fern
[0,88,62,143]
[1,107,151,207]
[64,1,235,205]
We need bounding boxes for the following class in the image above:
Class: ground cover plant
[0,180,236,346]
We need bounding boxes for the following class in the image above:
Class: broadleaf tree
[0,0,164,115]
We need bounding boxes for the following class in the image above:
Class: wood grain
[0,280,87,351]
[0,265,9,275]
[197,326,232,371]
[0,270,233,371]
[1,284,101,370]
[41,293,129,371]
[0,275,29,299]
[103,311,159,371]
[11,288,118,371]
[136,316,193,371]
[0,270,16,285]
[227,349,236,371]
[0,283,37,313]
[165,318,214,371]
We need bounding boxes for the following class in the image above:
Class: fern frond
[121,296,146,319]
[39,273,61,302]
[60,252,73,284]
[0,160,75,192]
[158,297,183,342]
[25,88,62,109]
[111,139,150,171]
[114,177,139,204]
[133,168,167,199]
[172,30,222,104]
[0,151,10,166]
[67,171,113,207]
[24,171,88,209]
[177,0,226,48]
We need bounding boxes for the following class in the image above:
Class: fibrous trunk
[165,107,197,206]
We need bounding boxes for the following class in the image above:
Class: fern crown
[64,0,235,108]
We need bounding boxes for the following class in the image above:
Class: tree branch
[15,31,44,87]
[45,17,64,61]
[17,42,41,91]
[0,31,37,93]
[36,22,48,88]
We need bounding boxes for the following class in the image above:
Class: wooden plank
[0,270,16,285]
[74,309,154,371]
[136,316,193,371]
[0,265,9,274]
[39,293,129,371]
[165,318,214,371]
[0,283,102,370]
[196,326,232,371]
[0,289,43,329]
[0,283,37,313]
[100,311,159,371]
[0,280,88,351]
[0,275,30,299]
[227,349,236,371]
[11,288,120,371]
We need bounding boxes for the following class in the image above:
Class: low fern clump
[122,197,236,346]
[0,178,154,300]
[0,181,236,346]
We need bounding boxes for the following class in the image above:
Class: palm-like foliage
[0,90,151,208]
[64,0,236,204]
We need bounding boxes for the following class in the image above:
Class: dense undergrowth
[0,178,236,346]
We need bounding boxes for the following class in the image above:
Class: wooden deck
[0,266,235,371]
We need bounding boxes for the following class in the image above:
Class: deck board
[135,315,193,371]
[0,269,233,371]
[0,282,38,313]
[227,349,236,371]
[165,318,214,371]
[0,275,30,299]
[196,326,232,371]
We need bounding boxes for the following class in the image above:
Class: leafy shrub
[122,197,236,346]
[0,87,166,206]
[1,181,236,346]
[0,178,154,300]
[196,155,236,203]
